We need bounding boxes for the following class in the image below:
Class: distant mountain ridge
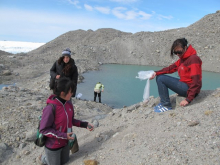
[26,11,220,74]
[1,10,219,85]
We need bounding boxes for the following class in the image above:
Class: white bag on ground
[136,70,154,102]
[76,93,82,99]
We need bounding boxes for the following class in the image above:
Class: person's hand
[87,123,94,131]
[180,100,189,106]
[149,72,156,80]
[56,75,60,79]
[67,132,75,140]
[102,90,104,92]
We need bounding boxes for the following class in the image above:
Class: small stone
[19,143,26,149]
[188,121,200,127]
[204,110,213,115]
[97,137,103,142]
[83,159,98,165]
[175,96,186,108]
[95,133,101,138]
[3,70,12,76]
[23,150,31,155]
[169,113,176,117]
[92,119,99,128]
[16,155,21,159]
[0,143,7,150]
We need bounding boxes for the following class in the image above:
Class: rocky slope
[0,10,220,165]
[0,85,220,165]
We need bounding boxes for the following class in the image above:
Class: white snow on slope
[0,41,45,54]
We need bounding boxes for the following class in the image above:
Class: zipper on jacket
[55,98,69,132]
[63,103,69,131]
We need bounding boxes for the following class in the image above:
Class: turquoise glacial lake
[1,64,219,109]
[76,64,220,109]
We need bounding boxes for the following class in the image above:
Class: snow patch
[0,41,45,54]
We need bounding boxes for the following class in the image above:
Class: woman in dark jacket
[50,48,78,97]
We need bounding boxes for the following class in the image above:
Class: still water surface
[77,64,220,108]
[0,64,220,108]
[0,64,218,109]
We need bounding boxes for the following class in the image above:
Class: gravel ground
[0,10,220,165]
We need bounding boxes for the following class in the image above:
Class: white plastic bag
[76,93,82,99]
[136,70,154,102]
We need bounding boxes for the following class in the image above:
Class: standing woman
[39,77,94,165]
[50,48,78,97]
[150,38,202,113]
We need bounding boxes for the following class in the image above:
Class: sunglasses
[173,50,184,55]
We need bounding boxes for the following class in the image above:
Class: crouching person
[38,77,94,165]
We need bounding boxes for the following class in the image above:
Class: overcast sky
[0,0,219,43]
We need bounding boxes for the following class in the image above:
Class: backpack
[34,104,55,147]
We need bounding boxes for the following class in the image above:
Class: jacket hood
[181,45,197,59]
[46,94,62,106]
[46,94,72,106]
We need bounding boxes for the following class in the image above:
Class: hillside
[28,10,220,72]
[1,11,219,87]
[0,11,220,165]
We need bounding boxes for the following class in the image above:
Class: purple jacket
[40,94,87,149]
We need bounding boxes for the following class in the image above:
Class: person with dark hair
[94,82,104,103]
[150,38,202,113]
[50,48,78,97]
[38,77,94,165]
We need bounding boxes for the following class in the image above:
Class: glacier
[0,41,45,54]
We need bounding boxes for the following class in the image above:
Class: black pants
[72,86,77,97]
[94,91,101,103]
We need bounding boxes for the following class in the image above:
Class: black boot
[99,97,101,103]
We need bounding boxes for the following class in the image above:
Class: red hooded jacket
[155,45,202,103]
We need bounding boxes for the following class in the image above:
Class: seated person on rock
[150,38,202,113]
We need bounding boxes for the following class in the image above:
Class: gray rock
[175,95,185,108]
[19,143,27,149]
[91,119,99,128]
[25,130,37,142]
[0,143,7,150]
[2,70,11,76]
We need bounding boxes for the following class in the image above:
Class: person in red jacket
[150,38,202,113]
[38,77,94,165]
